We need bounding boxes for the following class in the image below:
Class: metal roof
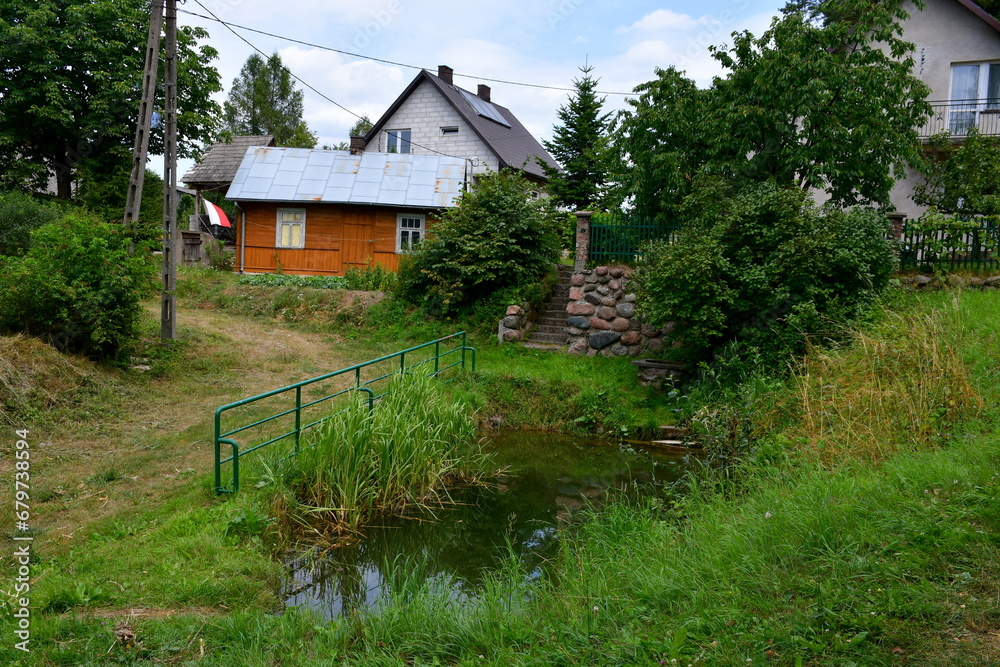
[225,147,466,208]
[181,135,275,188]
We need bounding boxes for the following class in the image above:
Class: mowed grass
[3,286,999,665]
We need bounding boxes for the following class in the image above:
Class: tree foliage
[614,0,930,215]
[0,213,157,359]
[223,52,317,148]
[0,0,223,199]
[541,65,613,210]
[0,192,62,257]
[913,130,1000,216]
[395,170,562,317]
[634,182,897,368]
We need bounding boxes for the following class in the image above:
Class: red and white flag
[203,200,231,228]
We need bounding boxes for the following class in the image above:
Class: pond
[283,431,692,619]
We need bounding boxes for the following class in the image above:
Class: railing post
[434,340,440,376]
[214,410,222,493]
[574,210,593,272]
[294,386,302,454]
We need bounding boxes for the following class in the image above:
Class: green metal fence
[899,216,1000,271]
[589,213,681,264]
[213,332,476,495]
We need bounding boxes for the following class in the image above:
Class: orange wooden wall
[234,202,438,275]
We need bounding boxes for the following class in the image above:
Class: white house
[363,65,559,185]
[890,0,1000,217]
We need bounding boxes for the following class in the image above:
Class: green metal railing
[213,332,476,494]
[589,213,681,264]
[899,216,1000,271]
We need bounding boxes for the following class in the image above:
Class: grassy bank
[2,284,998,665]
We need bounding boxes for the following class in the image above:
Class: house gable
[365,67,559,182]
[365,78,500,174]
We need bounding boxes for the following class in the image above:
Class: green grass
[5,286,1000,665]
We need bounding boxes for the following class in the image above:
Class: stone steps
[520,265,575,349]
[528,331,569,344]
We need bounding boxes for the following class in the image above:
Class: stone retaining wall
[565,266,673,356]
[497,303,532,343]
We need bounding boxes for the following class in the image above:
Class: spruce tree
[541,65,612,210]
[223,52,317,148]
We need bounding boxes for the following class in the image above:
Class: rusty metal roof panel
[227,147,464,208]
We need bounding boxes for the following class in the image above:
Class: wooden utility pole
[122,0,164,231]
[161,0,178,340]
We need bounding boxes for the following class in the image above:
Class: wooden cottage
[225,146,466,275]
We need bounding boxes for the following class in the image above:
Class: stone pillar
[574,210,593,272]
[887,212,905,240]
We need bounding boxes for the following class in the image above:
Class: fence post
[294,386,302,455]
[574,211,593,272]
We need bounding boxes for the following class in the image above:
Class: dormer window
[441,126,459,135]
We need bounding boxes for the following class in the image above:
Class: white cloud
[617,9,702,32]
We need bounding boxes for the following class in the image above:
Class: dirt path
[26,303,363,549]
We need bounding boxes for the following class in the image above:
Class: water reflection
[284,432,689,618]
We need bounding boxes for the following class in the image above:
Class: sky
[167,0,785,177]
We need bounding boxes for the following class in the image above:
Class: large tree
[0,0,223,199]
[541,65,613,210]
[222,52,317,148]
[614,0,931,215]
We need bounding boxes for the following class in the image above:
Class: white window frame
[396,213,425,253]
[276,208,306,249]
[386,129,411,154]
[949,61,1000,134]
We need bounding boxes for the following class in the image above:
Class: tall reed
[281,372,482,533]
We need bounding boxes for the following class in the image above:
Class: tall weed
[777,297,979,464]
[277,373,483,535]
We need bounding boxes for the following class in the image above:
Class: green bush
[0,191,61,257]
[634,182,896,371]
[0,213,157,359]
[395,170,562,317]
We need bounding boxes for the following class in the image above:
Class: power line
[189,0,477,162]
[176,6,637,97]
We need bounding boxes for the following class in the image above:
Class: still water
[283,431,690,618]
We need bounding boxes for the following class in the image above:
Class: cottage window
[387,129,411,154]
[276,208,305,249]
[397,213,424,252]
[441,126,459,135]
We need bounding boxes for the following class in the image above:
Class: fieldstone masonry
[497,303,532,343]
[565,266,674,357]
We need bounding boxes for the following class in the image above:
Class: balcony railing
[919,99,1000,139]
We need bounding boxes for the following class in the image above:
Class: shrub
[395,170,562,317]
[0,191,61,257]
[634,182,896,371]
[0,213,157,359]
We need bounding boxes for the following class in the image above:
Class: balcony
[919,99,1000,139]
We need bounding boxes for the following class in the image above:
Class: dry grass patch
[775,299,980,464]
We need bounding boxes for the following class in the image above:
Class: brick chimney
[477,84,491,102]
[349,135,365,155]
[438,65,454,84]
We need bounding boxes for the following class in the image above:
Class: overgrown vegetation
[263,373,484,538]
[5,290,1000,666]
[632,182,897,369]
[395,169,563,321]
[915,129,1000,215]
[235,263,396,291]
[0,212,157,359]
[0,191,61,257]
